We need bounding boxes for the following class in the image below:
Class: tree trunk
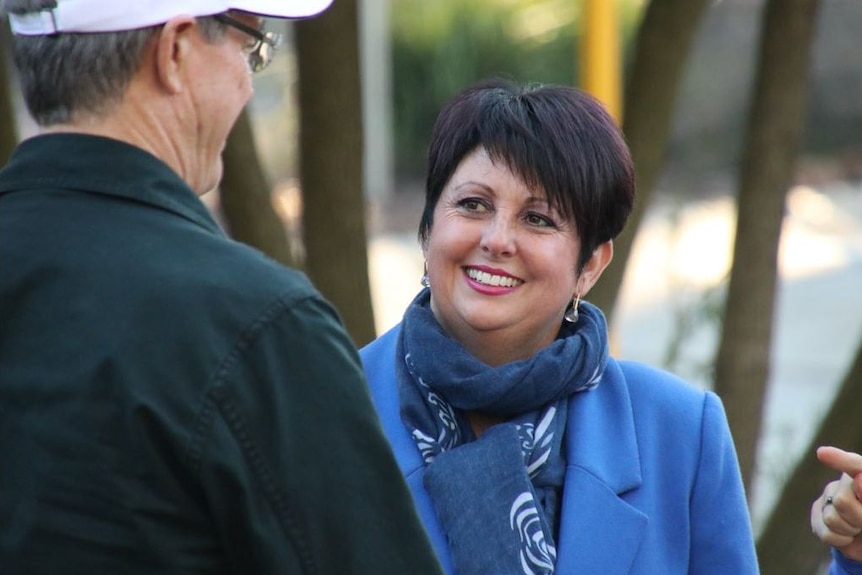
[588,0,711,323]
[713,0,821,490]
[221,109,295,268]
[756,338,862,575]
[0,22,18,167]
[296,0,377,347]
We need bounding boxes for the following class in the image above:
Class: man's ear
[577,240,613,297]
[154,16,197,94]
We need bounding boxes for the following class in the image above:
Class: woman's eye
[458,198,487,212]
[525,213,554,227]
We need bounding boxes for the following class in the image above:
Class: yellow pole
[580,0,621,123]
[581,0,622,356]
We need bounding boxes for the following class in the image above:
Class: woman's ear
[154,16,197,94]
[577,241,614,297]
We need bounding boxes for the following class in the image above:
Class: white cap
[7,0,334,35]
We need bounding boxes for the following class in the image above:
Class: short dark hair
[418,78,635,271]
[2,0,226,126]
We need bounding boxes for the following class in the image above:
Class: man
[0,1,443,574]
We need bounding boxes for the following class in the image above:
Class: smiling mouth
[465,267,524,288]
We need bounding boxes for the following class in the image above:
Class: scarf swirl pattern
[396,289,609,575]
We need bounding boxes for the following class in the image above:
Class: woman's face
[424,147,603,365]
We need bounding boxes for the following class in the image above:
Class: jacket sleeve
[689,391,760,575]
[194,292,444,575]
[830,549,862,574]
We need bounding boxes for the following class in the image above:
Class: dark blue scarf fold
[396,289,609,575]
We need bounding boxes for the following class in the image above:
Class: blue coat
[361,324,760,575]
[830,548,862,574]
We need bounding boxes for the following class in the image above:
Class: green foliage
[390,0,644,182]
[391,0,577,180]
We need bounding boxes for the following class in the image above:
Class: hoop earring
[420,262,430,288]
[564,294,581,323]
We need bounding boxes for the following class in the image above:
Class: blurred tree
[588,0,711,323]
[1,21,17,166]
[713,0,821,491]
[221,109,295,268]
[756,338,862,574]
[296,0,377,347]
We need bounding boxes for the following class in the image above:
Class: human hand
[811,446,862,562]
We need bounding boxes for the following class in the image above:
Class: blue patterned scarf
[396,289,609,575]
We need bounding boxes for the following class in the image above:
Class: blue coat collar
[361,326,648,575]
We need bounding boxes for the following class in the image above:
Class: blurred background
[2,0,860,572]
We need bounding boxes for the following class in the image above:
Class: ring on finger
[823,495,835,514]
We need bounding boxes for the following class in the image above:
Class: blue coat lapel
[361,328,456,572]
[554,360,647,574]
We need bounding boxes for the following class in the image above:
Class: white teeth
[466,268,522,287]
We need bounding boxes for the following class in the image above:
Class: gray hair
[2,0,226,126]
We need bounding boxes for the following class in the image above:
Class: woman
[360,78,758,574]
[811,446,862,574]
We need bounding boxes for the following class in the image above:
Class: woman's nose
[480,216,516,256]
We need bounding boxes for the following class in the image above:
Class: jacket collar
[564,358,642,492]
[0,133,223,236]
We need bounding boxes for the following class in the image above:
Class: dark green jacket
[0,134,443,575]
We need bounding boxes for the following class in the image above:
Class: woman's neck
[467,411,505,438]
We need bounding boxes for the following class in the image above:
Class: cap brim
[228,0,334,19]
[7,0,335,35]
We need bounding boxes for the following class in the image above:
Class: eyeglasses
[213,14,283,73]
